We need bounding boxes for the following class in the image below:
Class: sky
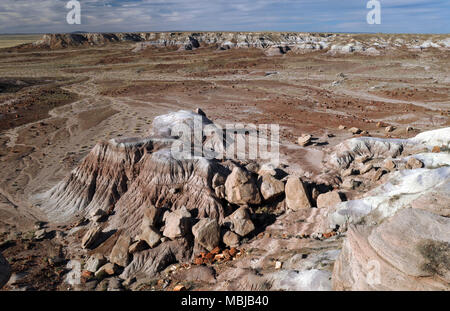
[0,0,449,34]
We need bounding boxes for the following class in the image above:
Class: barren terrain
[0,32,448,291]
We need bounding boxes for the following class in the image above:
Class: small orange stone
[194,257,203,265]
[229,248,238,257]
[432,146,441,153]
[210,246,221,255]
[81,270,93,279]
[205,252,214,261]
[173,284,186,291]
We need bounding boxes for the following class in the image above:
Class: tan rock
[385,126,395,132]
[406,157,424,169]
[298,135,312,147]
[360,163,374,174]
[95,263,118,279]
[162,207,192,240]
[333,209,450,290]
[142,205,162,228]
[225,167,261,205]
[215,185,225,199]
[81,226,103,249]
[128,240,148,254]
[342,168,354,177]
[383,159,396,171]
[223,231,240,248]
[316,191,342,208]
[372,169,386,181]
[285,177,312,211]
[349,127,362,135]
[139,225,161,248]
[110,235,131,267]
[258,174,285,200]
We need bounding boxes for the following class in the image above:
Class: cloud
[0,0,448,34]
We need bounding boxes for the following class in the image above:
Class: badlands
[0,32,449,291]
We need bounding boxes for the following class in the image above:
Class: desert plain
[0,32,449,291]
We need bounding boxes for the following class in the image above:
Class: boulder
[285,177,312,210]
[95,263,119,279]
[228,207,255,237]
[385,126,395,132]
[258,163,277,176]
[89,208,107,222]
[162,206,192,240]
[383,159,396,171]
[298,135,312,147]
[225,167,261,205]
[81,226,103,249]
[223,231,240,248]
[333,209,450,290]
[109,235,131,267]
[360,163,373,174]
[258,174,285,201]
[349,127,362,135]
[0,252,11,289]
[342,179,362,190]
[316,191,342,208]
[142,205,163,228]
[128,240,148,254]
[192,218,221,251]
[34,229,47,240]
[406,158,424,169]
[139,225,161,248]
[85,254,107,273]
[368,209,450,279]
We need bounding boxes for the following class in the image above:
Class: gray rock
[192,218,220,251]
[223,231,240,248]
[81,225,103,249]
[85,253,107,273]
[128,240,148,254]
[142,205,163,228]
[258,174,285,201]
[228,207,255,237]
[139,225,162,248]
[95,263,119,279]
[285,177,312,210]
[109,235,131,267]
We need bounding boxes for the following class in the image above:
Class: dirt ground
[0,39,448,290]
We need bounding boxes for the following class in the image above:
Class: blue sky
[0,0,449,34]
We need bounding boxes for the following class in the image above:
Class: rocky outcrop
[333,209,450,290]
[24,32,450,54]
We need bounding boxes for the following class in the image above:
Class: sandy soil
[0,39,448,290]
